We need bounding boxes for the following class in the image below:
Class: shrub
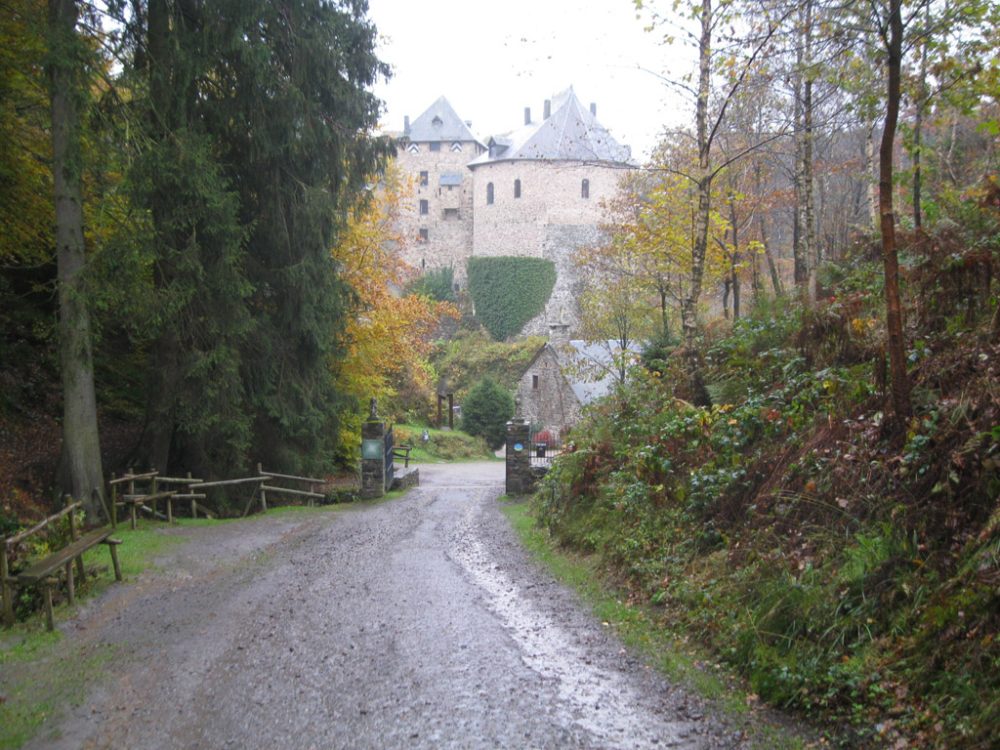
[461,377,514,449]
[406,266,456,303]
[467,256,556,340]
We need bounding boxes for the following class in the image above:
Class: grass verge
[500,496,813,750]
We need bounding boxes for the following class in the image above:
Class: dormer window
[514,179,521,198]
[432,115,443,127]
[581,178,590,199]
[486,182,494,205]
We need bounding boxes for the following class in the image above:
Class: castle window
[486,182,494,205]
[407,143,419,154]
[451,142,462,153]
[581,179,590,199]
[419,199,429,215]
[429,141,441,152]
[419,171,428,186]
[532,374,539,390]
[514,179,521,198]
[419,228,428,242]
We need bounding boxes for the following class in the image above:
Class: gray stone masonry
[361,419,386,500]
[505,419,533,496]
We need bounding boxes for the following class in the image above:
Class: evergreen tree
[117,0,392,475]
[461,377,514,450]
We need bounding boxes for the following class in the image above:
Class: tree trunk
[912,6,929,231]
[682,0,713,350]
[49,0,105,519]
[792,30,808,289]
[879,0,913,426]
[729,195,741,319]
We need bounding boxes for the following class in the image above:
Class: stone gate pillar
[361,398,386,500]
[505,417,532,496]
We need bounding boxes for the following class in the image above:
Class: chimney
[524,107,531,125]
[548,321,570,347]
[543,99,551,119]
[404,115,410,136]
[590,102,597,117]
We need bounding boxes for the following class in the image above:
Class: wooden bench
[15,527,123,631]
[392,444,413,468]
[2,501,123,631]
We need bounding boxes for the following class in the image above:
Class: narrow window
[532,374,539,390]
[486,182,494,205]
[581,178,590,199]
[419,171,428,186]
[419,199,429,215]
[429,141,441,152]
[419,228,428,242]
[514,179,521,198]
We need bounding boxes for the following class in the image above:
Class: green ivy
[467,256,556,341]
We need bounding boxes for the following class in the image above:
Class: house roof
[404,96,483,145]
[468,87,633,168]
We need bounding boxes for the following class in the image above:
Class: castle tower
[466,87,635,335]
[395,97,485,288]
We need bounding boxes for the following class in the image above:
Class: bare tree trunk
[802,0,817,302]
[912,5,929,231]
[729,195,741,319]
[879,0,913,426]
[49,0,105,519]
[792,29,808,289]
[865,124,879,230]
[681,0,713,349]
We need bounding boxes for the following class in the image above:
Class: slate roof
[469,87,633,168]
[404,96,482,145]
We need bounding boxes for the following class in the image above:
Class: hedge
[467,256,556,341]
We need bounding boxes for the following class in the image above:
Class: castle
[394,87,635,336]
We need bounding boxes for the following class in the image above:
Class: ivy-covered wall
[467,256,556,341]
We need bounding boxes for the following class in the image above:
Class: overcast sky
[365,0,693,161]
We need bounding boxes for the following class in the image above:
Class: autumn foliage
[331,167,458,457]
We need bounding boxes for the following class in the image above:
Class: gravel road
[21,462,757,749]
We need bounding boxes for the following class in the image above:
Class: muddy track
[18,462,755,749]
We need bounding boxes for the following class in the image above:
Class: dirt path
[16,462,757,749]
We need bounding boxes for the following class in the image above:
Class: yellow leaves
[331,163,458,421]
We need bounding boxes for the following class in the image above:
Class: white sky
[365,0,693,161]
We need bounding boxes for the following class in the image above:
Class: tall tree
[119,0,393,475]
[48,0,105,516]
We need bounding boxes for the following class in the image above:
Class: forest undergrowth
[534,226,999,748]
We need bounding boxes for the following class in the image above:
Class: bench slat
[16,528,114,584]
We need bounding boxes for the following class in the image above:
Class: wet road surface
[23,462,750,749]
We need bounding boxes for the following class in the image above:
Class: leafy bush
[460,377,514,449]
[467,256,556,341]
[406,266,457,303]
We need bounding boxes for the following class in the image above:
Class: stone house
[392,87,635,332]
[515,324,640,442]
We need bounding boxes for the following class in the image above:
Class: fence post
[505,416,533,496]
[1,540,12,626]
